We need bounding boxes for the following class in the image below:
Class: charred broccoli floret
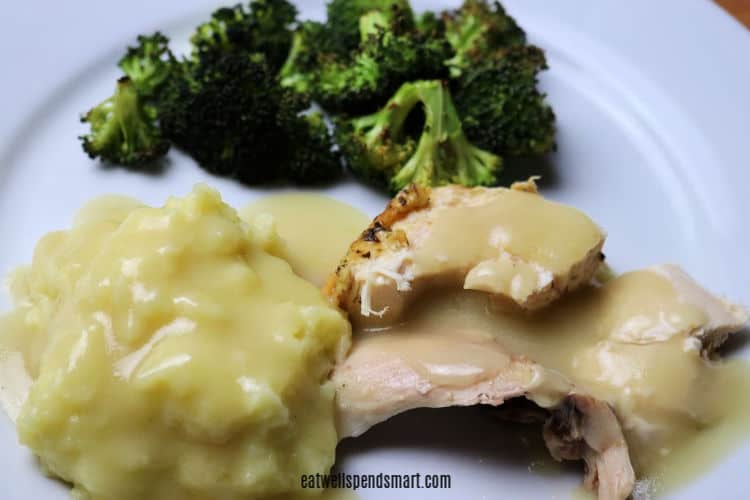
[324,0,413,55]
[312,4,452,114]
[279,21,329,94]
[80,77,169,166]
[80,33,174,167]
[285,112,343,184]
[158,52,340,185]
[443,0,526,77]
[191,0,297,71]
[78,0,557,191]
[454,45,556,157]
[278,0,372,94]
[415,11,446,38]
[336,80,500,193]
[117,32,176,97]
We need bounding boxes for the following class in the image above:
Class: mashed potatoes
[0,186,351,500]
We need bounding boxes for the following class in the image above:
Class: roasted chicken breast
[333,327,635,500]
[324,180,605,327]
[326,182,748,500]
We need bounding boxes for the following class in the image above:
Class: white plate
[1,0,749,498]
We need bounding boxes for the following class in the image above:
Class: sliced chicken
[323,180,605,327]
[333,327,635,500]
[331,264,748,500]
[651,265,749,353]
[326,183,748,500]
[544,395,635,500]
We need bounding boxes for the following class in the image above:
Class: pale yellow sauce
[409,188,604,307]
[0,186,352,500]
[240,194,369,287]
[241,189,749,498]
[355,186,605,323]
[415,188,603,276]
[350,187,604,327]
[1,184,747,500]
[371,269,750,497]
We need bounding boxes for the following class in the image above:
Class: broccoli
[278,2,374,95]
[311,4,452,114]
[443,0,526,77]
[284,112,343,184]
[158,51,340,185]
[118,32,176,97]
[80,77,169,166]
[78,0,557,192]
[313,50,383,115]
[279,21,329,94]
[80,33,174,167]
[335,80,501,193]
[454,45,556,157]
[191,0,297,71]
[324,0,414,55]
[415,11,446,39]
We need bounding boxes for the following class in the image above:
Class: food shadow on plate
[335,404,581,477]
[717,326,750,357]
[27,453,71,493]
[496,154,559,189]
[154,152,358,190]
[97,155,172,177]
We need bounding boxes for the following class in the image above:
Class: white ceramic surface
[1,0,749,498]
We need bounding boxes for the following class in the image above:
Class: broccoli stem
[358,81,424,148]
[279,30,313,92]
[337,79,502,192]
[81,77,168,166]
[389,81,449,188]
[385,81,500,191]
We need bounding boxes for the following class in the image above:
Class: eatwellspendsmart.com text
[301,472,452,490]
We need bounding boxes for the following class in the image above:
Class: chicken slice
[331,264,748,500]
[333,327,635,500]
[323,180,605,326]
[649,264,749,353]
[325,182,747,500]
[544,395,635,500]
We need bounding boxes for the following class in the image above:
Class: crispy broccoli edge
[336,79,501,194]
[79,77,169,167]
